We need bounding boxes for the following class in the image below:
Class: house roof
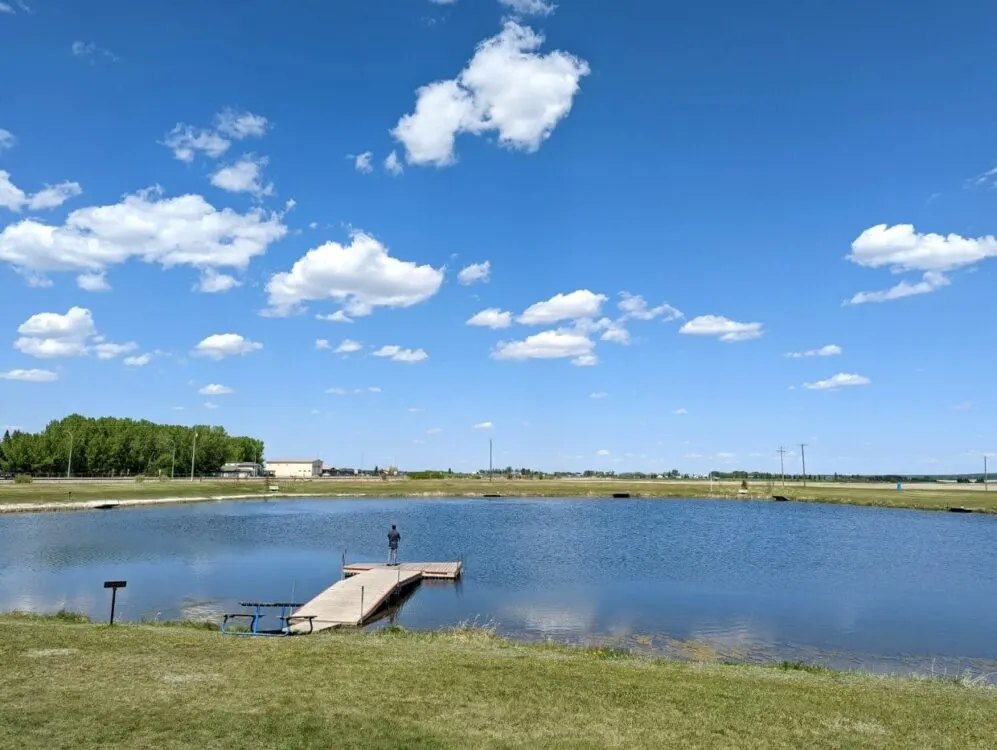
[265,459,321,463]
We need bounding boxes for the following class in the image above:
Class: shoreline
[1,485,995,515]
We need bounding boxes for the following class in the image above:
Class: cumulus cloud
[384,150,404,176]
[392,21,589,166]
[196,269,241,294]
[191,333,262,360]
[210,155,273,197]
[492,329,596,366]
[474,421,494,430]
[264,231,444,317]
[499,0,556,15]
[0,187,287,286]
[334,339,363,354]
[372,345,428,363]
[518,290,606,325]
[679,315,764,342]
[199,384,234,395]
[0,129,15,152]
[785,345,842,358]
[846,271,950,305]
[0,170,82,213]
[590,392,608,399]
[316,311,354,323]
[848,224,997,273]
[353,152,373,174]
[596,449,610,457]
[0,368,58,382]
[123,354,152,367]
[12,307,136,360]
[458,260,491,285]
[466,308,512,329]
[71,40,119,64]
[803,373,871,391]
[617,292,683,322]
[77,272,110,292]
[164,109,268,162]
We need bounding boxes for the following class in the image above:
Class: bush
[13,474,32,484]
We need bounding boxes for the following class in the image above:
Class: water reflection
[2,497,997,679]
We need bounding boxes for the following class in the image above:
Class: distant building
[219,462,263,479]
[265,459,323,478]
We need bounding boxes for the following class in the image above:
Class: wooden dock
[288,561,462,634]
[342,561,463,580]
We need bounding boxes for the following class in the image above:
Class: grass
[1,476,995,515]
[1,615,995,748]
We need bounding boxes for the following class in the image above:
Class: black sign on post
[103,580,127,625]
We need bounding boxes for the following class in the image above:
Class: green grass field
[1,614,994,749]
[1,476,995,514]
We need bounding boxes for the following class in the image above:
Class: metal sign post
[103,580,127,625]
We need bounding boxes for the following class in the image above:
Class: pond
[2,497,996,678]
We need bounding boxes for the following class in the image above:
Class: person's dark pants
[388,547,398,565]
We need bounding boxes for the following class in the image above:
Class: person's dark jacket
[388,529,400,549]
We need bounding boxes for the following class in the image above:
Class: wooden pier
[288,561,463,634]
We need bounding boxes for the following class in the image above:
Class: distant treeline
[0,415,264,478]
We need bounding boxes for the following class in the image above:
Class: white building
[265,459,323,478]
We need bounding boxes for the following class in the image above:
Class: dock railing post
[359,586,364,626]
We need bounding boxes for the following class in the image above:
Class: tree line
[0,414,264,478]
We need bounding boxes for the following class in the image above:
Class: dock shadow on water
[3,497,997,681]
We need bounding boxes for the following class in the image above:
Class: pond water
[2,497,997,678]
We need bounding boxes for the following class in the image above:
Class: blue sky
[1,0,995,475]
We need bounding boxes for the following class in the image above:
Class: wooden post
[359,586,364,626]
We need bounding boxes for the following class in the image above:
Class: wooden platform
[288,567,422,633]
[342,561,463,580]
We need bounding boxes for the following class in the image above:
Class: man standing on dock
[388,524,400,566]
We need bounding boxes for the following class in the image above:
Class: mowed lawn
[1,616,995,749]
[2,476,996,514]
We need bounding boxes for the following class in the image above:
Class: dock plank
[289,568,421,633]
[343,561,463,580]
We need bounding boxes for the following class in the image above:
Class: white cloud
[596,449,610,457]
[191,333,262,360]
[499,0,556,16]
[458,260,490,285]
[785,344,842,358]
[848,224,997,273]
[0,129,15,151]
[326,387,348,395]
[518,289,606,325]
[590,392,608,399]
[210,155,273,197]
[0,368,58,382]
[474,421,493,430]
[466,308,512,329]
[14,306,94,358]
[71,40,119,64]
[199,384,234,395]
[196,268,241,293]
[392,21,589,166]
[617,292,683,322]
[674,408,687,415]
[93,341,137,360]
[353,152,373,174]
[164,109,268,162]
[315,339,331,350]
[123,353,152,367]
[0,170,82,212]
[679,315,764,342]
[953,401,973,411]
[334,339,363,354]
[384,150,404,176]
[492,329,596,366]
[0,188,287,285]
[204,401,219,410]
[599,320,630,345]
[316,311,354,323]
[77,272,110,292]
[264,230,444,317]
[846,271,950,305]
[803,373,871,391]
[0,4,13,14]
[372,345,429,363]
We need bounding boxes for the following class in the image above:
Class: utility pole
[985,455,989,492]
[170,441,177,479]
[799,444,808,487]
[777,446,787,487]
[190,431,198,481]
[489,439,493,483]
[66,432,74,479]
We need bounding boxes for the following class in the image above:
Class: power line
[777,446,787,487]
[799,443,808,487]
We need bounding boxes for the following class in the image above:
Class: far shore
[1,477,994,515]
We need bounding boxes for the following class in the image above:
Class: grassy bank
[1,614,994,748]
[1,477,995,514]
